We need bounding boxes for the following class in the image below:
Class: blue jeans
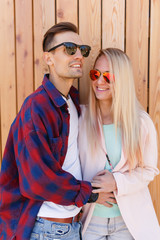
[30,217,82,240]
[83,215,134,240]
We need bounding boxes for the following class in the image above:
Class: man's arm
[18,129,92,207]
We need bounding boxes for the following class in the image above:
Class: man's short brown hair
[43,22,78,52]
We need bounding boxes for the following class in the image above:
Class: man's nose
[74,48,83,59]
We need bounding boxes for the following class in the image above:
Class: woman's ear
[43,52,53,66]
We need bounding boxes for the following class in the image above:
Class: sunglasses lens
[103,72,112,83]
[65,43,77,55]
[90,70,100,80]
[64,43,91,57]
[80,46,91,57]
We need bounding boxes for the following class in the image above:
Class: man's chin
[69,74,83,79]
[65,71,83,79]
[75,74,83,78]
[71,68,83,77]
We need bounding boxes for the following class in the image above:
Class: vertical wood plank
[102,0,125,50]
[126,0,149,110]
[0,0,16,157]
[56,0,78,88]
[34,0,55,89]
[79,0,101,103]
[56,0,77,25]
[149,0,160,224]
[15,0,34,110]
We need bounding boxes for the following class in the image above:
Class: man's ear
[43,52,53,66]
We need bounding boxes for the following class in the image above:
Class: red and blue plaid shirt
[0,74,92,240]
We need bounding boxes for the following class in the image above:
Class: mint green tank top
[93,124,121,218]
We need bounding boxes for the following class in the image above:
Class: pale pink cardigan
[79,106,160,240]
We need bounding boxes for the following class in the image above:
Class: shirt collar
[42,74,80,110]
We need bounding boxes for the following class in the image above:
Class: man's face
[48,31,85,80]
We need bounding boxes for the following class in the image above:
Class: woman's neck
[99,100,113,124]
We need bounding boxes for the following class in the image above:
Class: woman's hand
[96,192,117,207]
[91,169,117,193]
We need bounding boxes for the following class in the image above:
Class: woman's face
[91,55,113,102]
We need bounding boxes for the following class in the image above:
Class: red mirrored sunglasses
[89,69,115,84]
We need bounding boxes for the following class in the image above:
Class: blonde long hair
[84,48,143,169]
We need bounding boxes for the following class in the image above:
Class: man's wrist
[87,187,99,203]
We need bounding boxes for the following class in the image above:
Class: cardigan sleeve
[113,113,159,197]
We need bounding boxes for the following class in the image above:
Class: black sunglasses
[48,42,91,57]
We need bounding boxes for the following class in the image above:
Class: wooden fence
[0,0,160,223]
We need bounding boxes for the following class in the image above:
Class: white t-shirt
[37,95,82,218]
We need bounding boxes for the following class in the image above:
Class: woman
[79,48,160,240]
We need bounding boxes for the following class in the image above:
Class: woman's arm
[92,113,159,197]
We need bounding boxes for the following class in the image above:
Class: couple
[0,22,159,240]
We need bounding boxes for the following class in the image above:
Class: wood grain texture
[0,0,16,158]
[15,0,34,110]
[34,0,55,89]
[126,0,149,110]
[56,0,77,25]
[56,0,78,88]
[148,0,160,224]
[102,0,125,50]
[79,0,101,103]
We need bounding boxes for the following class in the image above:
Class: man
[0,22,98,240]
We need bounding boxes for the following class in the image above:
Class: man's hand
[91,169,117,193]
[96,192,117,207]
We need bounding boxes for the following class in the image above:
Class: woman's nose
[97,74,105,84]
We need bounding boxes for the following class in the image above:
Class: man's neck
[49,73,74,98]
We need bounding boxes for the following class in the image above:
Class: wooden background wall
[0,0,160,223]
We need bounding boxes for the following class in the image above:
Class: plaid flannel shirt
[0,74,92,240]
